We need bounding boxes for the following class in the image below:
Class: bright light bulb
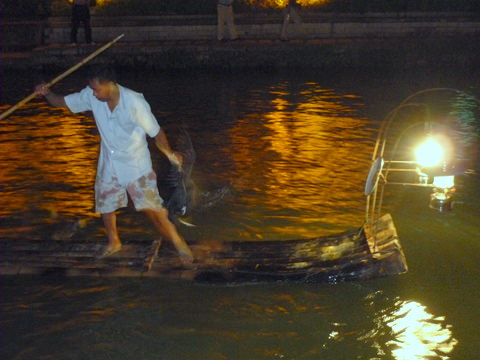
[415,138,444,167]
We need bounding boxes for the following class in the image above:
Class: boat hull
[0,213,407,283]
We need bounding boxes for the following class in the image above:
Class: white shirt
[65,84,160,186]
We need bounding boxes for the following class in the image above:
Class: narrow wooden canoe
[0,213,407,283]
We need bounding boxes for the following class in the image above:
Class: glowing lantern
[415,137,445,167]
[432,175,454,189]
[414,137,456,211]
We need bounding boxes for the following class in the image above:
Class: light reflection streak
[2,77,375,242]
[0,104,97,220]
[386,300,457,360]
[359,297,458,360]
[228,81,373,238]
[248,0,331,7]
[92,0,332,8]
[67,0,112,5]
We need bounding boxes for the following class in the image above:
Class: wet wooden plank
[0,239,162,275]
[147,214,407,283]
[0,213,408,283]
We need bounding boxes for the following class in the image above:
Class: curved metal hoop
[364,157,384,196]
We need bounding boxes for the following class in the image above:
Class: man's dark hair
[87,64,117,83]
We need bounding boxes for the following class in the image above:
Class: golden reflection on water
[386,300,457,359]
[0,102,98,220]
[248,0,331,7]
[228,82,373,238]
[359,296,458,359]
[67,0,111,5]
[1,80,374,241]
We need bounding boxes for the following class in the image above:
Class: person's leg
[291,7,302,24]
[84,20,92,43]
[102,212,122,250]
[95,176,128,256]
[217,5,226,40]
[81,7,92,43]
[281,8,290,40]
[144,208,193,264]
[128,171,193,264]
[225,6,238,40]
[70,6,80,43]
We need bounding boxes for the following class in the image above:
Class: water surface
[1,67,479,360]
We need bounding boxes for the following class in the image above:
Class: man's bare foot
[176,244,194,264]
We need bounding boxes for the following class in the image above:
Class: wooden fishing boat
[0,213,407,283]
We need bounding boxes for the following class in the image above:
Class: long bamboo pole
[0,34,125,121]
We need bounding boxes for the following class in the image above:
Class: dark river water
[1,66,479,360]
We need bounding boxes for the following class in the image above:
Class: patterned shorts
[95,171,164,214]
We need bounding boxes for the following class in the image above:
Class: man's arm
[154,128,183,168]
[35,83,67,108]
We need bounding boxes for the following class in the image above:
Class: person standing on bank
[71,0,94,45]
[217,0,238,41]
[34,65,194,263]
[280,0,302,41]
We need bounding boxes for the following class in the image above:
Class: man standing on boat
[34,65,194,263]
